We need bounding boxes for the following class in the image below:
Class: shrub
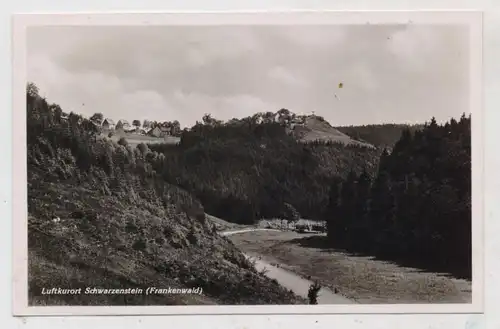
[137,143,149,155]
[308,281,321,304]
[117,137,128,147]
[132,238,147,251]
[125,222,139,234]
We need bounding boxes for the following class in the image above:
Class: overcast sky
[27,24,469,128]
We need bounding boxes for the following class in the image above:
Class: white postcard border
[11,10,484,316]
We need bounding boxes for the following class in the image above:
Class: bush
[308,281,321,304]
[117,137,128,147]
[283,203,300,222]
[132,238,147,251]
[25,82,305,306]
[108,131,114,138]
[137,143,149,155]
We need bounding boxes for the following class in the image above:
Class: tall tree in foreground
[308,282,321,305]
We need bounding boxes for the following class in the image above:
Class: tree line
[148,119,381,225]
[335,123,425,149]
[26,82,203,220]
[147,109,472,278]
[325,116,471,278]
[89,112,182,136]
[27,80,471,278]
[26,82,304,305]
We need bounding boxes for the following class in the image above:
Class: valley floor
[227,230,472,304]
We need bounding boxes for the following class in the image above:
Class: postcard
[11,10,483,315]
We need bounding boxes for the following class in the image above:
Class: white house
[148,126,162,137]
[160,126,172,136]
[102,118,115,130]
[121,120,131,129]
[123,126,137,133]
[139,128,152,135]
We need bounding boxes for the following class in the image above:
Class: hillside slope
[28,175,299,305]
[335,123,425,149]
[26,83,302,306]
[149,120,380,225]
[291,116,375,148]
[209,110,375,148]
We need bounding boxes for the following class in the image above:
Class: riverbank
[222,229,352,304]
[245,253,353,304]
[228,230,472,304]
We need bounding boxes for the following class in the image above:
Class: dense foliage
[325,116,472,278]
[148,121,381,225]
[148,110,472,278]
[26,82,302,305]
[336,124,425,149]
[26,79,472,286]
[26,83,199,213]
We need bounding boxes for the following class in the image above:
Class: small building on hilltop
[123,126,138,133]
[139,128,151,135]
[160,126,172,137]
[148,126,162,137]
[117,120,131,129]
[102,118,115,130]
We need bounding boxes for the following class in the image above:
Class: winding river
[221,229,354,304]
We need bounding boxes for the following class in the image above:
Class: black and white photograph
[12,11,483,315]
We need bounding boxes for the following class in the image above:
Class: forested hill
[326,115,472,279]
[150,112,472,279]
[149,121,381,225]
[199,109,375,148]
[27,77,471,288]
[26,83,301,306]
[335,123,425,149]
